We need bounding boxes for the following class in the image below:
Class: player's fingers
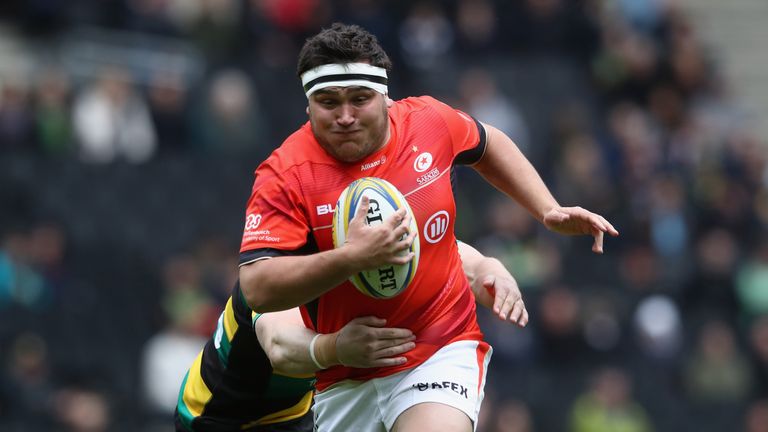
[373,336,415,352]
[375,328,415,340]
[375,341,416,358]
[390,251,415,265]
[395,229,417,251]
[394,214,411,239]
[508,300,525,324]
[352,196,370,226]
[386,208,408,229]
[498,294,516,321]
[592,229,604,254]
[349,316,387,327]
[518,308,529,327]
[483,276,497,299]
[599,216,619,236]
[368,356,408,367]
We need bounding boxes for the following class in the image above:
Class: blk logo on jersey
[316,203,334,216]
[423,211,449,244]
[412,381,469,398]
[413,152,433,173]
[244,213,262,230]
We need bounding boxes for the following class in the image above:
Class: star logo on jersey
[413,152,433,173]
[244,213,262,231]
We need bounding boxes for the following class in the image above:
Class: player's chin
[333,142,368,162]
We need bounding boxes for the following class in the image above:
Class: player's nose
[336,104,355,126]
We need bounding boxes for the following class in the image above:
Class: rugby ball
[332,177,420,299]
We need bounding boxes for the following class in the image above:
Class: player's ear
[306,106,310,115]
[385,95,393,107]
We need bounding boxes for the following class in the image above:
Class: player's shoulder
[391,95,466,119]
[391,95,447,112]
[256,123,323,174]
[391,95,473,129]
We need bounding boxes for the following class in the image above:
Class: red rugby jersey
[240,96,486,391]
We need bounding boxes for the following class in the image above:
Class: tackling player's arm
[241,196,416,312]
[255,308,416,375]
[472,123,619,253]
[458,241,528,327]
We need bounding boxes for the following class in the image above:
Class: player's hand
[344,196,416,269]
[335,316,416,368]
[542,206,619,254]
[482,275,528,327]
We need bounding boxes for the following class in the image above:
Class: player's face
[308,86,390,163]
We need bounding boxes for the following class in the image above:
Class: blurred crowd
[2,0,768,431]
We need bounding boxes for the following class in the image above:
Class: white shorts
[312,340,492,432]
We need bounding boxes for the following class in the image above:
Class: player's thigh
[313,379,386,432]
[382,340,492,431]
[391,402,472,432]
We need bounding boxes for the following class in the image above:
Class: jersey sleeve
[422,96,487,165]
[239,164,310,265]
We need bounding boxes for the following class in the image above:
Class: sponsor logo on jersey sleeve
[244,213,262,230]
[243,213,281,243]
[423,211,449,244]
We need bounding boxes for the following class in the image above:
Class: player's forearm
[263,325,325,375]
[240,248,356,313]
[474,124,559,223]
[458,241,504,310]
[255,311,338,375]
[470,257,512,310]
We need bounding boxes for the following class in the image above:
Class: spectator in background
[489,398,534,432]
[398,1,454,71]
[553,133,616,212]
[1,333,55,430]
[745,399,768,432]
[0,228,49,310]
[147,70,190,153]
[32,68,73,156]
[748,317,768,398]
[192,68,266,157]
[736,242,768,323]
[458,67,531,154]
[682,229,739,322]
[633,294,682,361]
[569,367,652,432]
[0,74,34,152]
[684,320,753,404]
[52,385,112,432]
[453,0,498,58]
[141,254,215,417]
[73,66,157,164]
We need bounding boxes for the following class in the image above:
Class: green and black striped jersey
[176,281,315,431]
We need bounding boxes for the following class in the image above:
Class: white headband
[300,63,388,98]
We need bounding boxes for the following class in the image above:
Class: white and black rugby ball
[332,177,420,299]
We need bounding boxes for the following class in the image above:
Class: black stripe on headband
[303,73,388,93]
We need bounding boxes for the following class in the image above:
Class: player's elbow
[266,344,292,372]
[240,263,277,313]
[263,336,300,375]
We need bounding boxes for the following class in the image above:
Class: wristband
[309,334,326,370]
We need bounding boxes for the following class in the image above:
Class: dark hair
[297,23,392,77]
